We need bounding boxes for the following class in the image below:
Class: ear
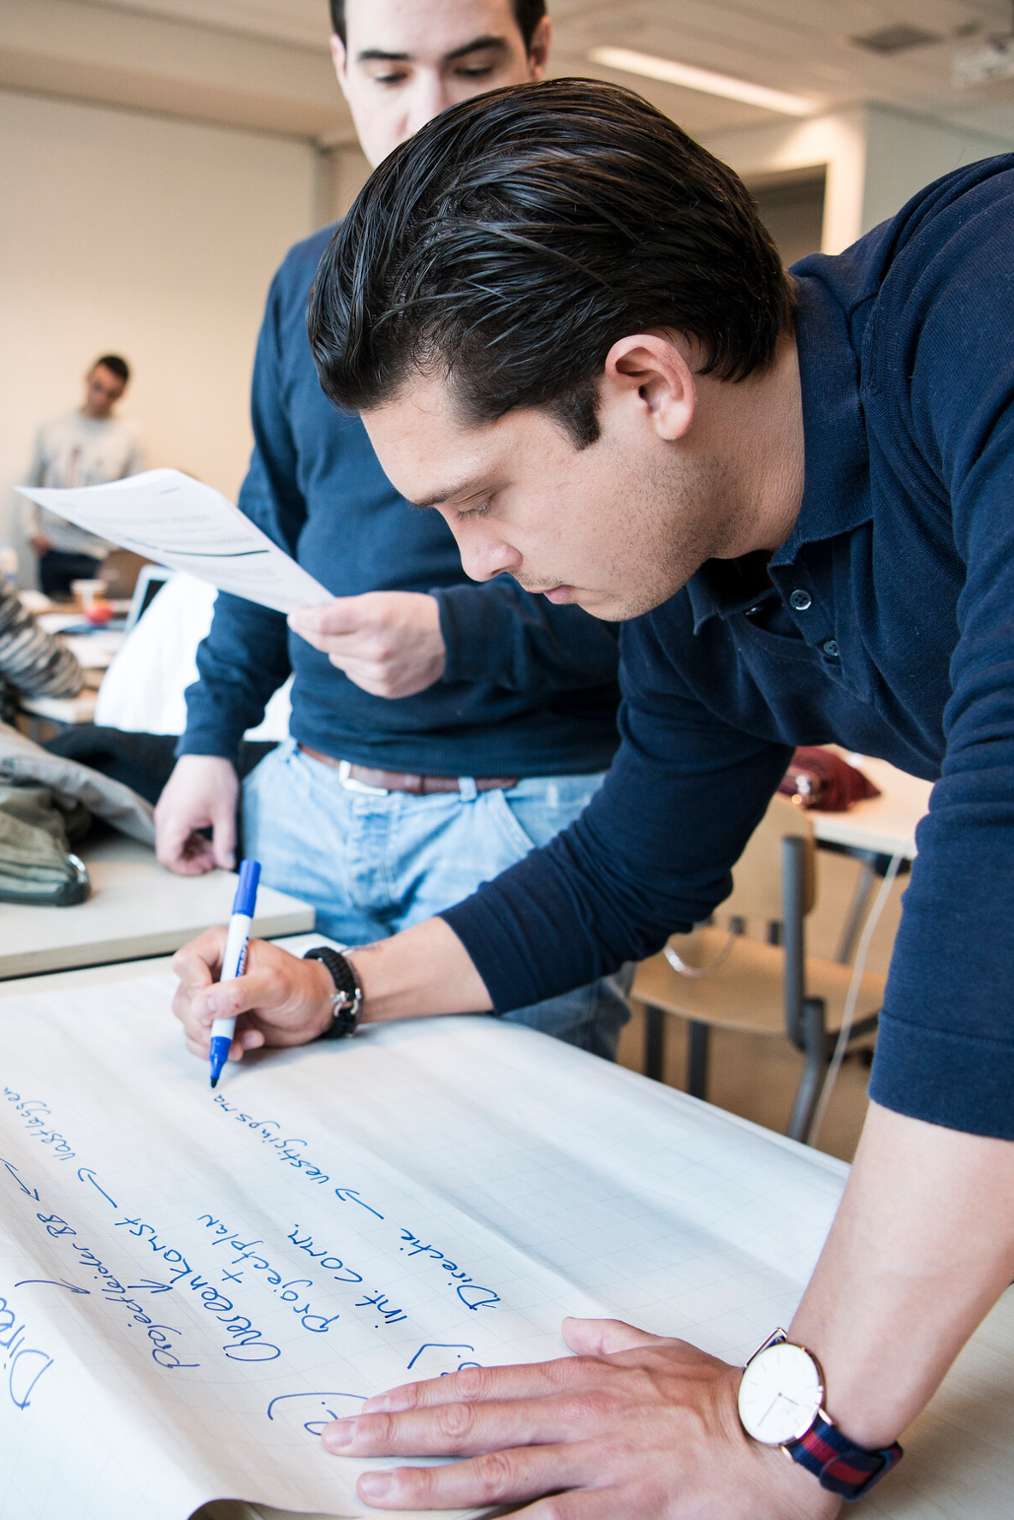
[527,16,552,79]
[603,333,697,442]
[330,32,348,89]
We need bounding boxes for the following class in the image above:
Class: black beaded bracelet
[303,946,363,1039]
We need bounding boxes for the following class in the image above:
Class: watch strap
[303,946,362,1039]
[786,1415,903,1501]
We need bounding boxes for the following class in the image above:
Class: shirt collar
[685,270,871,632]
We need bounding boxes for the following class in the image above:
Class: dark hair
[92,354,130,384]
[308,78,795,449]
[329,1,547,50]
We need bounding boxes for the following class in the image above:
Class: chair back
[716,793,816,926]
[668,792,817,1048]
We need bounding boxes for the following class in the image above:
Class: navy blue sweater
[180,227,620,776]
[444,156,1014,1140]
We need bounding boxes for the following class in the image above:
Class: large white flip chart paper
[7,968,1010,1520]
[0,969,846,1520]
[16,470,326,615]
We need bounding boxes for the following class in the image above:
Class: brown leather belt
[299,745,518,796]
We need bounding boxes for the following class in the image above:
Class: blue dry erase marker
[208,858,261,1090]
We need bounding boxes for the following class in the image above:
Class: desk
[17,685,98,727]
[810,757,933,962]
[1,942,1011,1520]
[810,756,932,861]
[0,832,313,980]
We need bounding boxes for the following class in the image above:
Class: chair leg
[687,1021,710,1100]
[787,998,829,1143]
[643,1003,666,1082]
[835,858,878,963]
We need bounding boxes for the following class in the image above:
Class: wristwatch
[302,946,363,1039]
[737,1330,903,1501]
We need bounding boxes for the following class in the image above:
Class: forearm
[180,594,291,761]
[790,1099,1014,1448]
[348,917,493,1023]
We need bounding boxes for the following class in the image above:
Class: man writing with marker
[173,81,1014,1517]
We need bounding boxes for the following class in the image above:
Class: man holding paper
[173,81,1014,1517]
[155,0,630,1059]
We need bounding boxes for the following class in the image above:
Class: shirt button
[822,638,840,659]
[789,588,812,612]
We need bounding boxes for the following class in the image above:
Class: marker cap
[230,858,261,918]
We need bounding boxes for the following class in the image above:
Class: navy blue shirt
[444,156,1014,1140]
[180,226,620,776]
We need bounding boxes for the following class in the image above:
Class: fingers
[156,818,215,874]
[352,1443,597,1513]
[210,806,237,871]
[514,1490,621,1518]
[363,1356,600,1416]
[171,927,226,994]
[289,598,362,643]
[325,1388,608,1460]
[172,928,227,1051]
[198,964,292,1023]
[562,1316,666,1357]
[184,1028,260,1064]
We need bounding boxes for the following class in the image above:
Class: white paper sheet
[0,969,850,1520]
[16,470,328,615]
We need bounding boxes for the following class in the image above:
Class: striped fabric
[789,1415,904,1501]
[0,586,83,699]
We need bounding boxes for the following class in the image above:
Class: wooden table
[0,832,313,980]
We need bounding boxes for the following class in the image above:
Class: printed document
[17,470,327,614]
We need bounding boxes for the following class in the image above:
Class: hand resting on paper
[155,754,239,875]
[171,930,334,1062]
[321,1316,841,1518]
[288,591,446,699]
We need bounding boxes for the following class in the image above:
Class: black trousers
[39,549,102,597]
[44,725,276,805]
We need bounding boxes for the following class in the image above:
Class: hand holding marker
[208,858,261,1089]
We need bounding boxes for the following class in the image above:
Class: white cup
[71,578,107,611]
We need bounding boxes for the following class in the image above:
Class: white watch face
[738,1341,823,1445]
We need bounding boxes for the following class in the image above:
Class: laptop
[123,563,172,631]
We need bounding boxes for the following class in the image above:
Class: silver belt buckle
[336,759,389,796]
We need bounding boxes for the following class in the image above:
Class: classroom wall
[320,144,372,223]
[700,106,869,255]
[860,102,1012,232]
[702,102,1011,257]
[752,177,826,268]
[0,89,321,581]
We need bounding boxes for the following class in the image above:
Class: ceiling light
[589,46,815,117]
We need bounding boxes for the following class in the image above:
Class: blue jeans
[242,741,630,1059]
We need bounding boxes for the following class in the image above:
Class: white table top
[3,941,1011,1520]
[810,755,933,861]
[17,685,99,723]
[0,832,313,980]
